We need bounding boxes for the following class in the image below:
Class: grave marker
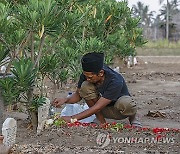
[2,118,17,147]
[37,97,51,134]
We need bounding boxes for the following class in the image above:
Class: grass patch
[136,40,180,56]
[136,48,180,56]
[144,40,180,48]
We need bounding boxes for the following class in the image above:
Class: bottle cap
[68,92,72,95]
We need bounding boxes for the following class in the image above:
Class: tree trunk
[0,89,4,135]
[0,108,3,135]
[166,0,169,40]
[29,111,38,132]
[34,34,46,68]
[27,88,37,131]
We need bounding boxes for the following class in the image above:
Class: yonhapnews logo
[96,133,111,148]
[96,133,175,148]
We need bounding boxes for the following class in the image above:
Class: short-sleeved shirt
[78,65,130,106]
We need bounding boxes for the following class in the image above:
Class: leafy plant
[69,61,82,82]
[78,37,105,53]
[0,78,20,106]
[110,123,124,131]
[30,95,47,111]
[58,68,69,87]
[39,54,60,77]
[53,118,66,127]
[0,46,9,67]
[11,58,37,92]
[39,54,60,95]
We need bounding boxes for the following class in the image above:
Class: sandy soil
[9,57,180,153]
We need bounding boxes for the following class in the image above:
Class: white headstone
[37,97,51,134]
[2,118,17,147]
[127,55,133,68]
[113,66,120,73]
[134,57,138,65]
[0,66,6,74]
[127,56,138,67]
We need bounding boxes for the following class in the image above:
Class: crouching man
[52,52,142,127]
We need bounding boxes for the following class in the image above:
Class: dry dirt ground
[10,56,180,154]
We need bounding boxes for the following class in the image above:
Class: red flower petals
[55,120,179,135]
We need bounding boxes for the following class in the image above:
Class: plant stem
[34,34,46,68]
[31,31,35,63]
[0,91,4,134]
[19,31,31,55]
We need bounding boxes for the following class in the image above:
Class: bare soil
[10,57,180,154]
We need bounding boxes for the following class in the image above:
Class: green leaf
[0,78,20,105]
[11,58,37,92]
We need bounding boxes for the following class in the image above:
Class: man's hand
[51,98,67,108]
[61,116,71,123]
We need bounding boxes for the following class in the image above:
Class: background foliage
[0,0,145,129]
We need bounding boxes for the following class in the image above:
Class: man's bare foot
[129,113,142,128]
